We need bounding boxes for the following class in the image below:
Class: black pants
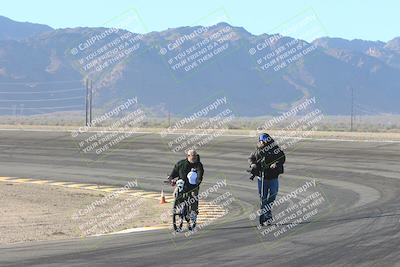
[173,186,199,215]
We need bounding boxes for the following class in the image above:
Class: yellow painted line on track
[28,180,53,184]
[48,182,72,186]
[201,209,227,212]
[83,185,107,190]
[0,176,227,230]
[8,178,34,183]
[128,191,148,197]
[199,215,226,219]
[0,176,13,181]
[98,187,121,192]
[199,210,222,213]
[64,183,94,188]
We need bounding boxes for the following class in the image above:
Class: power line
[0,96,84,102]
[0,79,83,85]
[0,87,84,94]
[0,105,84,110]
[354,102,384,115]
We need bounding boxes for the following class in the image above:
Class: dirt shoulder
[0,182,170,245]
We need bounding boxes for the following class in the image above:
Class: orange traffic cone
[160,189,167,204]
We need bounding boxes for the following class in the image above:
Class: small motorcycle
[164,178,197,232]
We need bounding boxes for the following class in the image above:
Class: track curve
[0,130,399,267]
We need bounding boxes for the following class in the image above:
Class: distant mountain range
[0,15,399,116]
[0,16,53,41]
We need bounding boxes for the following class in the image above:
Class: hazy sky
[1,0,398,42]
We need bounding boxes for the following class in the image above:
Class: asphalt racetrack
[0,129,399,267]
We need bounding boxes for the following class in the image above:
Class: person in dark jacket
[248,133,285,226]
[168,149,204,215]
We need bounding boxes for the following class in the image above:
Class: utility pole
[85,78,89,126]
[85,78,93,127]
[350,86,354,132]
[89,79,93,126]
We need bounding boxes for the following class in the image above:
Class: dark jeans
[191,187,199,214]
[258,177,279,221]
